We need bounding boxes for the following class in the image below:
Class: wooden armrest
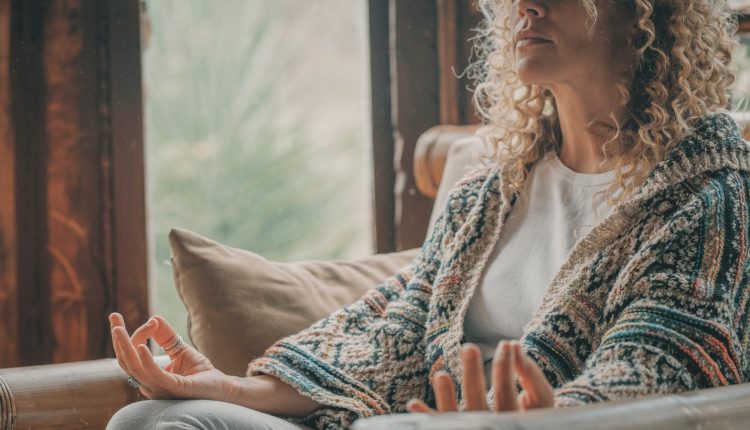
[0,355,168,430]
[414,124,479,199]
[353,383,750,430]
[414,114,750,202]
[729,110,750,141]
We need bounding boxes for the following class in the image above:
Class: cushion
[169,227,418,376]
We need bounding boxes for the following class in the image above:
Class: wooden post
[0,0,148,367]
[390,0,440,250]
[0,0,18,368]
[370,0,481,251]
[369,0,397,254]
[437,0,481,125]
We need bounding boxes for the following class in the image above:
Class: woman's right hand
[109,312,235,401]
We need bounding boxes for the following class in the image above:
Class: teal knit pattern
[248,113,750,429]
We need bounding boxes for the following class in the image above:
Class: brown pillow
[169,227,419,376]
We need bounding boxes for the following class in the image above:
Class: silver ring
[127,376,140,389]
[163,335,186,356]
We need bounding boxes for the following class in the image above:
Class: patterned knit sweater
[248,113,750,429]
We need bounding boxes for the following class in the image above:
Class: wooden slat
[0,0,147,367]
[437,0,461,125]
[0,0,18,369]
[44,1,110,363]
[458,4,482,124]
[369,0,397,253]
[10,0,53,366]
[107,0,150,350]
[390,0,440,250]
[437,0,481,125]
[740,13,750,33]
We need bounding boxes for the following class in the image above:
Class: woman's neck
[550,84,627,174]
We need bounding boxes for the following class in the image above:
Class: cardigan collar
[527,111,749,338]
[437,112,749,384]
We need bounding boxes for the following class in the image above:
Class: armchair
[2,115,750,430]
[0,124,479,430]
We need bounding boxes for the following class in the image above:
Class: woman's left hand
[407,340,554,413]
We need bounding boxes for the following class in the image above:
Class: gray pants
[106,400,311,430]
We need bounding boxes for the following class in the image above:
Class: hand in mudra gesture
[407,341,554,413]
[109,313,233,401]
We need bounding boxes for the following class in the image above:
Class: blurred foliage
[143,0,371,338]
[732,38,750,112]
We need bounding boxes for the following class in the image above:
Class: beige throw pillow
[169,227,419,376]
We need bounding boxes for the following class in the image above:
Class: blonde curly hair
[472,0,738,202]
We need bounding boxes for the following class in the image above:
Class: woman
[108,0,750,428]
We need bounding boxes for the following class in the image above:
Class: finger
[433,371,459,412]
[512,342,554,409]
[110,313,133,371]
[460,344,489,411]
[109,312,128,333]
[113,335,159,395]
[131,318,158,346]
[150,316,181,348]
[110,319,129,371]
[113,326,144,377]
[139,384,156,399]
[406,399,436,414]
[133,347,179,400]
[111,326,129,371]
[492,340,518,411]
[136,344,182,397]
[518,390,534,411]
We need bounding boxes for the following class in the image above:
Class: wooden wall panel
[390,0,440,250]
[11,0,51,366]
[371,0,481,250]
[437,0,482,125]
[0,0,18,368]
[108,0,150,336]
[369,0,397,253]
[44,0,108,363]
[0,0,147,367]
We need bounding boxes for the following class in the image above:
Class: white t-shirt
[463,150,619,377]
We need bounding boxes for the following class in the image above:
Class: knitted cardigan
[248,113,750,429]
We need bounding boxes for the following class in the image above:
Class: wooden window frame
[369,0,480,253]
[0,0,148,367]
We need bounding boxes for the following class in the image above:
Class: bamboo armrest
[0,355,168,430]
[413,114,750,202]
[354,383,750,430]
[413,124,479,199]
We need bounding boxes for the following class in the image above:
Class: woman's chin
[516,72,550,87]
[514,62,556,86]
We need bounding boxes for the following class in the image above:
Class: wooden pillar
[0,0,18,368]
[390,0,440,250]
[0,0,148,367]
[9,0,50,366]
[369,0,397,253]
[370,0,481,251]
[437,0,482,125]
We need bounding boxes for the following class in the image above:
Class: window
[142,0,372,337]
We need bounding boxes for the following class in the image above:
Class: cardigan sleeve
[554,170,750,407]
[246,169,489,428]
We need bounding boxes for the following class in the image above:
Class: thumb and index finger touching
[109,312,180,349]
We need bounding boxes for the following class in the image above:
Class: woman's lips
[516,38,553,48]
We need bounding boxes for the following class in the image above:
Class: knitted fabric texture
[248,113,750,429]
